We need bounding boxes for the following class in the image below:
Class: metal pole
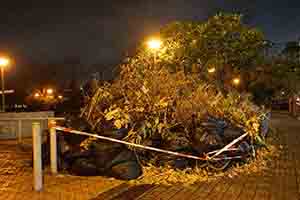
[50,120,58,174]
[1,67,5,112]
[32,122,43,191]
[18,120,22,144]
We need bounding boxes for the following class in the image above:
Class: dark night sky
[1,0,300,80]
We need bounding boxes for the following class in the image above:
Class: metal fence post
[32,122,43,191]
[17,120,22,144]
[49,120,58,174]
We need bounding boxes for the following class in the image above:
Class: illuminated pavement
[0,141,123,200]
[0,112,299,199]
[95,113,300,200]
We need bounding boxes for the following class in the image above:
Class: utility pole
[0,57,9,112]
[1,67,5,112]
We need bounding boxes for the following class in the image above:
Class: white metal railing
[0,117,64,143]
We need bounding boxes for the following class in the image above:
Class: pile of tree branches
[80,55,267,163]
[77,13,270,171]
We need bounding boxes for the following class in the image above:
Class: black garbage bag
[155,153,192,170]
[69,157,98,176]
[154,134,194,169]
[110,161,142,180]
[102,128,128,140]
[62,114,91,146]
[91,141,124,168]
[238,141,251,153]
[201,117,227,137]
[108,150,142,180]
[66,148,142,180]
[108,150,138,167]
[47,124,142,180]
[41,137,50,169]
[173,158,190,169]
[191,131,224,154]
[223,127,243,143]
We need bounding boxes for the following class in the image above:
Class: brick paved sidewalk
[0,142,124,200]
[94,112,300,200]
[0,112,299,199]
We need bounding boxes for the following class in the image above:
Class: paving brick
[0,140,124,200]
[0,113,300,199]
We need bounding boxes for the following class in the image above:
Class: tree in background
[248,41,300,105]
[267,40,300,97]
[136,13,265,93]
[282,41,300,64]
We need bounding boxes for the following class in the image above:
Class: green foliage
[147,13,266,91]
[81,57,265,146]
[80,13,267,147]
[282,41,300,64]
[269,58,300,95]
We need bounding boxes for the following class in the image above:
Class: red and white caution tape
[54,126,249,162]
[208,132,249,159]
[54,126,207,161]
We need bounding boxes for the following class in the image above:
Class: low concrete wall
[0,112,54,139]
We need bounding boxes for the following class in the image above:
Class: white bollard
[32,122,43,191]
[49,120,58,174]
[17,120,22,144]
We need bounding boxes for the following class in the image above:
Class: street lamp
[147,38,162,66]
[208,67,216,73]
[232,78,240,86]
[34,93,40,98]
[46,88,54,95]
[147,38,162,50]
[0,57,9,112]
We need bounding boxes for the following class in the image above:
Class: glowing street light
[58,95,63,99]
[0,57,10,112]
[147,38,162,50]
[0,58,9,67]
[46,88,54,95]
[232,78,240,86]
[34,93,40,98]
[147,38,162,67]
[208,67,216,73]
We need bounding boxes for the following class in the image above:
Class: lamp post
[208,67,216,73]
[46,88,54,95]
[232,77,241,91]
[34,93,40,98]
[0,57,9,112]
[147,38,162,66]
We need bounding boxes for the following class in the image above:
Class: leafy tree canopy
[159,13,265,73]
[135,13,265,92]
